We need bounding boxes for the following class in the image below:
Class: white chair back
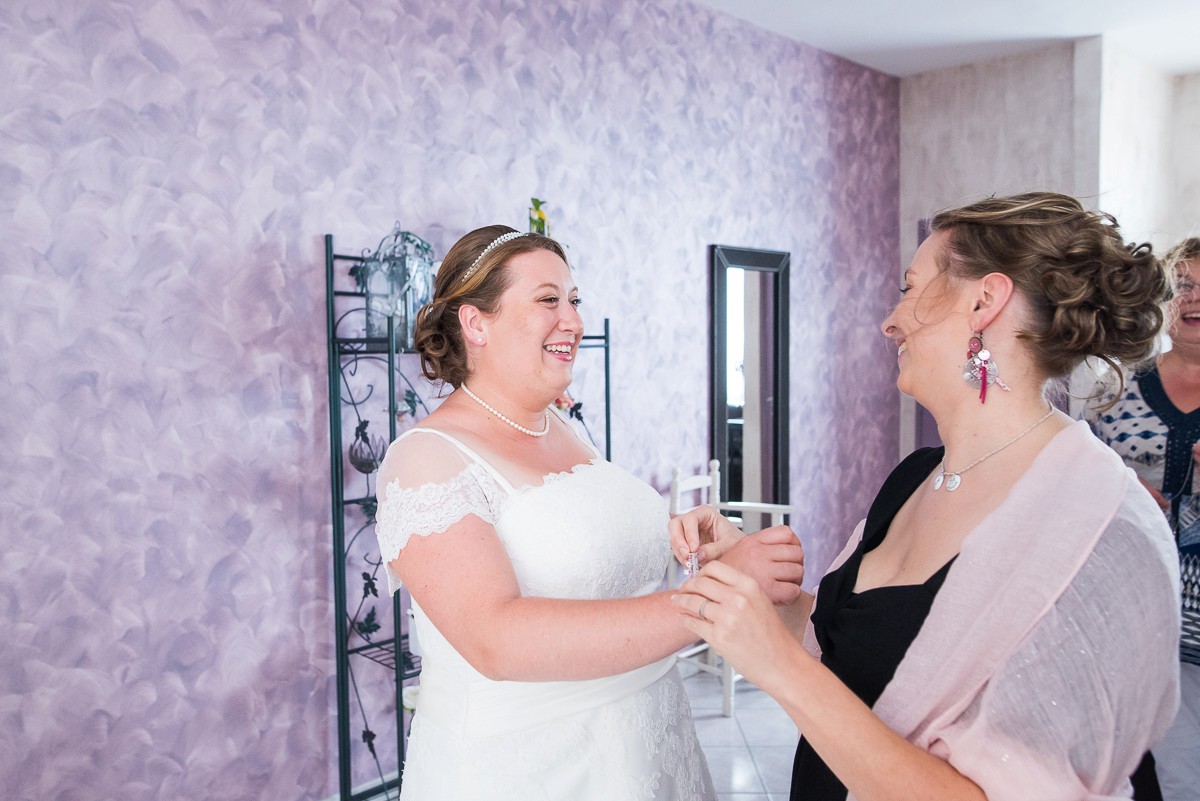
[668,458,721,515]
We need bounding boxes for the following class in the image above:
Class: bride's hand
[670,504,744,566]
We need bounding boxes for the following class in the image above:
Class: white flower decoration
[402,684,420,712]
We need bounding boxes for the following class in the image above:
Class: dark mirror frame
[709,244,790,505]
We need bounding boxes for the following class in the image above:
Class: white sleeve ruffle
[372,432,506,594]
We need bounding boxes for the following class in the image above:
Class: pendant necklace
[933,405,1055,492]
[460,384,550,438]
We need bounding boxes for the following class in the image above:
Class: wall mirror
[709,245,790,514]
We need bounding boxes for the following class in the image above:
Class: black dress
[791,446,953,801]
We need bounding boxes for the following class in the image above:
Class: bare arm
[394,514,692,681]
[394,512,805,682]
[776,589,814,636]
[674,562,986,801]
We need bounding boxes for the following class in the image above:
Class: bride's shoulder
[380,424,478,490]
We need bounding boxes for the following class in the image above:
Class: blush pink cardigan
[806,421,1181,801]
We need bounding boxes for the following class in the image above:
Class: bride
[373,225,806,800]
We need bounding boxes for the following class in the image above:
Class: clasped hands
[668,503,805,604]
[667,504,806,687]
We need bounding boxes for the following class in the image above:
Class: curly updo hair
[413,225,568,388]
[930,192,1171,380]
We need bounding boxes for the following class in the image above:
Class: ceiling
[689,0,1200,77]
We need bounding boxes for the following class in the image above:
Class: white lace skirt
[399,665,715,801]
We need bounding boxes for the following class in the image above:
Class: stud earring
[961,330,1010,403]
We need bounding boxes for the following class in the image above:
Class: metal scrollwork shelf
[324,230,612,800]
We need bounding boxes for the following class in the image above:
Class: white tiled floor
[682,669,798,801]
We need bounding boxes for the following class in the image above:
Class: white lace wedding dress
[374,424,715,801]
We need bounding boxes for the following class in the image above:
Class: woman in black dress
[672,192,1181,801]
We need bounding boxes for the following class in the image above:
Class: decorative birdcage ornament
[354,224,435,349]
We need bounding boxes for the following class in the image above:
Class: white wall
[1169,73,1200,244]
[899,42,1081,264]
[1098,41,1176,248]
[897,41,1090,454]
[900,37,1194,275]
[896,38,1200,456]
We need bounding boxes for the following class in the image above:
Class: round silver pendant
[932,473,945,491]
[945,473,962,492]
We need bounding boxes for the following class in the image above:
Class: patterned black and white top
[1087,367,1200,664]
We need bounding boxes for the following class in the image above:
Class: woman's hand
[669,504,745,565]
[675,562,987,801]
[672,560,798,690]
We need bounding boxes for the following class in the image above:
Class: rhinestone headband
[461,231,527,283]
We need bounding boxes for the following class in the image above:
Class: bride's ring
[697,599,711,622]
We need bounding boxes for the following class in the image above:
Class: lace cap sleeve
[373,431,505,594]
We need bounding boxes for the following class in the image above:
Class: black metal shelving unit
[325,231,612,799]
[325,234,423,801]
[573,317,613,462]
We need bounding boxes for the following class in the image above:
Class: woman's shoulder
[862,446,945,539]
[1105,473,1177,573]
[385,399,496,458]
[385,422,463,458]
[1081,368,1155,420]
[378,422,487,491]
[1056,428,1177,593]
[898,445,945,473]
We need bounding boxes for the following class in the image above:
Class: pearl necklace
[933,405,1055,492]
[460,384,550,438]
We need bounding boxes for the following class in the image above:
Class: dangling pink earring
[962,331,1010,403]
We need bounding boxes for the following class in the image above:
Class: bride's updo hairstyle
[930,192,1171,380]
[413,225,568,388]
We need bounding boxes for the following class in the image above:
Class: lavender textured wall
[0,0,898,798]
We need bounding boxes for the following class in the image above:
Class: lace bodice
[374,428,671,600]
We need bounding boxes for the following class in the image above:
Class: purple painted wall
[0,0,898,798]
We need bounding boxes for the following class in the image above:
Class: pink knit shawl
[806,421,1181,801]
